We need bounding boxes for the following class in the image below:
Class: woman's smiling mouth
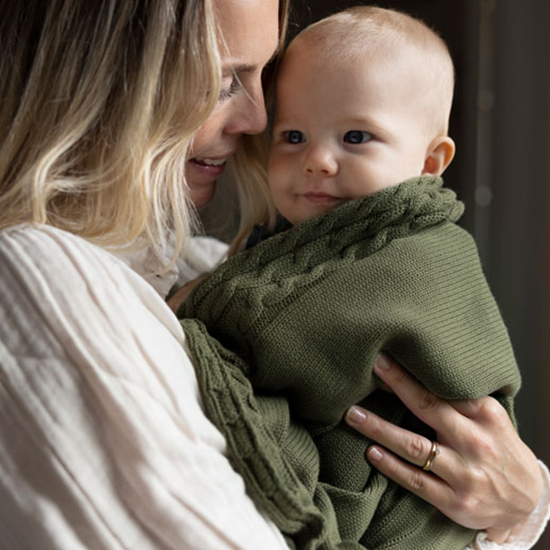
[188,155,231,177]
[193,157,226,167]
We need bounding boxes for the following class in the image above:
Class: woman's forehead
[214,0,279,65]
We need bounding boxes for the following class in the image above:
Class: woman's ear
[422,136,455,176]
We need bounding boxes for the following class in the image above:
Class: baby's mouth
[303,192,341,205]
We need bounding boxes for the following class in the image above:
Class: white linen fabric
[0,224,285,550]
[0,223,547,549]
[115,234,229,299]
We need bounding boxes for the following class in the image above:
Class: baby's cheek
[267,153,283,184]
[267,154,291,189]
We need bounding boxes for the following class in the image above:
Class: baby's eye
[283,130,306,144]
[344,130,372,144]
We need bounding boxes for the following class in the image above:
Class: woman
[0,0,546,548]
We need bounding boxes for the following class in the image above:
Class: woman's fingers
[363,444,515,544]
[345,406,463,485]
[372,354,468,439]
[364,445,457,512]
[347,353,545,538]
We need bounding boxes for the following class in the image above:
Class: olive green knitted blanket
[179,176,520,550]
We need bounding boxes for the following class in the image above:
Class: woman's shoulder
[0,223,157,292]
[0,223,122,283]
[0,223,188,412]
[0,223,183,341]
[0,224,112,309]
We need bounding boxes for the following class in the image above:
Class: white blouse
[0,223,547,549]
[0,224,286,549]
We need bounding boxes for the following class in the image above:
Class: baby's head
[268,6,456,225]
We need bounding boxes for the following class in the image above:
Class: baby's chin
[283,201,349,226]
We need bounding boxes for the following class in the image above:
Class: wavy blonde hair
[228,0,291,253]
[0,0,223,255]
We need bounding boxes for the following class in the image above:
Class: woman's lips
[303,192,341,205]
[189,156,228,177]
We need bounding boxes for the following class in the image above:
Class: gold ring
[422,440,441,472]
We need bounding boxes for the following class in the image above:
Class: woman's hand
[346,353,543,544]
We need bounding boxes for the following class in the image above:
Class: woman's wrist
[474,460,550,549]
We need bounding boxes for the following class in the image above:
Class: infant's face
[268,45,434,225]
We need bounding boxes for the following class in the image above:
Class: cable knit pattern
[185,177,465,349]
[180,176,521,550]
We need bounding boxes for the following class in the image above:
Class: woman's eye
[283,130,305,144]
[344,130,372,144]
[219,78,240,101]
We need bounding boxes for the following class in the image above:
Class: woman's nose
[304,146,338,177]
[226,87,268,136]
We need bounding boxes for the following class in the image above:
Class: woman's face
[186,0,280,208]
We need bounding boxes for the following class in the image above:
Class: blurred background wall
[289,0,550,546]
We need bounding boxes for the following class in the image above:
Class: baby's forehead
[282,35,422,91]
[278,45,448,140]
[288,24,425,67]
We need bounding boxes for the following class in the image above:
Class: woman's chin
[190,182,217,209]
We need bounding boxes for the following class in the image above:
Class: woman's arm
[0,225,287,550]
[346,353,549,548]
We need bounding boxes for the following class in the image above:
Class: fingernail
[367,447,384,462]
[346,406,367,424]
[375,353,391,372]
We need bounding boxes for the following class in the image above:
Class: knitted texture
[180,176,521,549]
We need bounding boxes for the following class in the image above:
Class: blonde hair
[228,0,291,253]
[0,0,222,256]
[295,6,455,135]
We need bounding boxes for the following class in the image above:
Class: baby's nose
[304,146,338,176]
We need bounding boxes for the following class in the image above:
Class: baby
[179,7,520,550]
[267,5,455,229]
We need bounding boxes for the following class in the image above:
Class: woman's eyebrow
[223,64,257,76]
[222,48,280,76]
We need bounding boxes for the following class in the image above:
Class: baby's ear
[422,136,455,176]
